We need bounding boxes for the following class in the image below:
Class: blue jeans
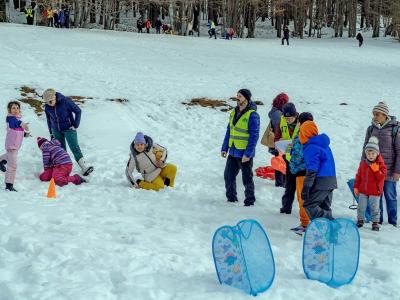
[378,181,398,225]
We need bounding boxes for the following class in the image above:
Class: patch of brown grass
[19,97,44,116]
[183,97,234,111]
[107,98,129,103]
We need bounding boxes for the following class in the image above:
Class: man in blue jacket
[299,121,337,220]
[43,89,93,176]
[221,89,260,206]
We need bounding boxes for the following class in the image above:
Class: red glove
[354,188,359,197]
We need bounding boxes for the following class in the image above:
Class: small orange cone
[47,178,56,198]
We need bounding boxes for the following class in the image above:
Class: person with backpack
[288,112,314,234]
[275,102,299,214]
[126,132,177,191]
[362,101,400,226]
[300,121,337,220]
[265,92,289,187]
[221,89,260,206]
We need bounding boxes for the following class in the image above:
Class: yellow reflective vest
[25,8,33,18]
[279,116,299,161]
[228,109,255,150]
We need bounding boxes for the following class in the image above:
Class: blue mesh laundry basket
[347,178,372,222]
[302,218,360,288]
[212,219,275,296]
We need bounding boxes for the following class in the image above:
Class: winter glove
[302,170,317,201]
[268,148,279,156]
[242,156,250,163]
[50,133,54,139]
[69,127,76,131]
[24,131,31,138]
[370,162,380,173]
[354,188,359,197]
[221,151,227,158]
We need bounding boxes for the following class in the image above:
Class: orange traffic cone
[47,178,56,198]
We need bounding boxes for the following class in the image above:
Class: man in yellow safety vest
[221,89,260,206]
[274,102,300,214]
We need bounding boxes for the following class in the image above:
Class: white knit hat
[365,136,380,154]
[372,101,389,116]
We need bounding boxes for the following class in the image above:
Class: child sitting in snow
[37,137,86,187]
[0,101,30,192]
[125,132,177,191]
[354,137,387,231]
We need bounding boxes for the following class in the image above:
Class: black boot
[372,222,379,231]
[357,219,364,228]
[0,160,6,172]
[5,183,17,192]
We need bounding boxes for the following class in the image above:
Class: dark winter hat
[282,102,297,117]
[372,101,389,116]
[237,89,252,101]
[37,137,47,148]
[365,136,380,155]
[272,93,289,110]
[298,112,314,125]
[134,132,146,144]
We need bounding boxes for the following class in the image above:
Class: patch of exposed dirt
[182,98,234,112]
[107,98,129,104]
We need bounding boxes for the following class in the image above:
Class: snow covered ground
[0,23,399,300]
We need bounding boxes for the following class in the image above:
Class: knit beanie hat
[372,101,389,116]
[299,121,319,144]
[238,89,252,101]
[298,112,314,125]
[37,137,47,148]
[282,102,297,117]
[272,93,289,110]
[43,89,56,103]
[365,136,380,154]
[134,132,146,144]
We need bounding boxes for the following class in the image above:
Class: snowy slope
[0,23,399,300]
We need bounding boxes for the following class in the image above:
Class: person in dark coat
[362,101,400,226]
[64,7,70,28]
[137,18,143,33]
[221,89,260,206]
[356,32,363,47]
[155,19,162,34]
[300,121,337,220]
[282,26,290,45]
[268,92,289,187]
[42,89,94,177]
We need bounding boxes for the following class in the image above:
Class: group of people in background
[221,89,399,234]
[43,6,70,28]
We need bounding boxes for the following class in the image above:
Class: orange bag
[271,154,286,175]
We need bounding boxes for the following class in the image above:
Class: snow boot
[372,222,379,231]
[291,225,307,235]
[5,183,17,192]
[77,175,87,184]
[357,219,364,228]
[78,158,94,176]
[0,160,6,172]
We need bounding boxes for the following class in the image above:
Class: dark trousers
[48,18,54,27]
[359,40,363,47]
[303,189,334,220]
[27,17,34,25]
[208,29,217,39]
[282,37,289,45]
[281,163,296,212]
[156,27,161,34]
[379,180,397,225]
[224,156,255,205]
[275,170,285,187]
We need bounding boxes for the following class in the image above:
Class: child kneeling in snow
[37,137,86,186]
[125,132,177,191]
[354,137,387,231]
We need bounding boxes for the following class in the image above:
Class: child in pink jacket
[0,101,30,192]
[37,137,86,187]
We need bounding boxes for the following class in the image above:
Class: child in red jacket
[354,137,387,231]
